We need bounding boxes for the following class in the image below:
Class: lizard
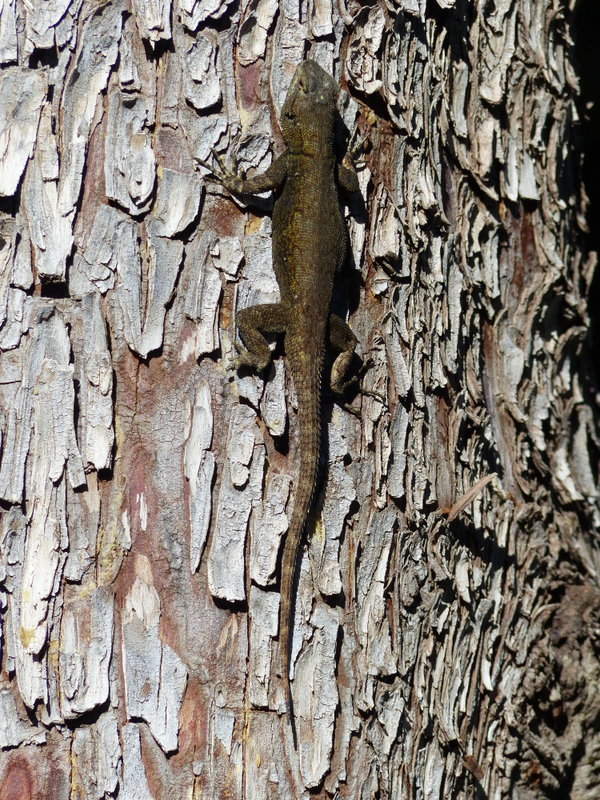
[199,60,361,746]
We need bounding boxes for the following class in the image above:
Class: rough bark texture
[0,1,598,798]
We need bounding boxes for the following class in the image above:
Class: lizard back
[273,61,349,746]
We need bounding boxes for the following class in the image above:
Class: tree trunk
[0,1,598,798]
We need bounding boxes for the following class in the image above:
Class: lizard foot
[232,345,270,373]
[344,123,368,170]
[196,148,246,194]
[357,357,386,403]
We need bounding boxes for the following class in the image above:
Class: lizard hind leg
[328,313,360,395]
[235,303,288,371]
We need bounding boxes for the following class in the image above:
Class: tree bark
[0,1,598,798]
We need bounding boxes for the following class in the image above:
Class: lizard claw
[210,147,229,173]
[345,123,367,169]
[358,357,387,404]
[195,155,223,184]
[196,147,244,189]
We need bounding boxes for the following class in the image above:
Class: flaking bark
[0,1,598,798]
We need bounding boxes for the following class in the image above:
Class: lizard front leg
[198,149,288,196]
[236,303,288,371]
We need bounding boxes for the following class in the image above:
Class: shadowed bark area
[0,1,598,798]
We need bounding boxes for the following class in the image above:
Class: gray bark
[0,0,598,798]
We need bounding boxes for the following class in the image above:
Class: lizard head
[280,60,338,150]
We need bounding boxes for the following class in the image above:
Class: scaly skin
[200,60,360,746]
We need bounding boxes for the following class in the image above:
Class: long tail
[279,351,322,748]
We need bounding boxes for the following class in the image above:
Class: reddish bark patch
[0,758,33,800]
[238,60,270,117]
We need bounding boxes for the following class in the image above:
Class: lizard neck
[283,114,335,159]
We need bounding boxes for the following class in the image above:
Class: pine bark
[0,1,598,798]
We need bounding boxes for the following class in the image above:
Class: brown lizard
[199,60,361,746]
